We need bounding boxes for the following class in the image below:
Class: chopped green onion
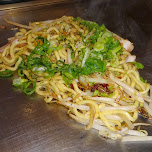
[56,60,65,66]
[112,45,122,53]
[13,77,28,87]
[23,81,36,95]
[133,62,144,69]
[73,17,81,22]
[71,51,75,59]
[62,74,71,85]
[0,70,13,77]
[93,90,100,96]
[18,69,24,77]
[64,72,74,79]
[47,46,62,54]
[140,77,147,83]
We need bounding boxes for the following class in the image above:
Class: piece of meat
[108,29,134,52]
[125,55,136,63]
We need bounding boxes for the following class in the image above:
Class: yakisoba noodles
[0,16,152,141]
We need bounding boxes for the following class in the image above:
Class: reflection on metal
[0,0,69,11]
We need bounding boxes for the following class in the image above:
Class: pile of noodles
[0,16,152,142]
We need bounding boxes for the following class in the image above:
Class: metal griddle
[0,0,152,151]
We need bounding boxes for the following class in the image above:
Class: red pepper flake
[63,31,68,36]
[90,83,112,94]
[116,99,120,104]
[70,84,74,90]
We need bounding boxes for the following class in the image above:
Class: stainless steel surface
[0,0,34,5]
[0,0,68,11]
[0,0,152,151]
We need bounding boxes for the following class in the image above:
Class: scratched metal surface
[0,0,152,152]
